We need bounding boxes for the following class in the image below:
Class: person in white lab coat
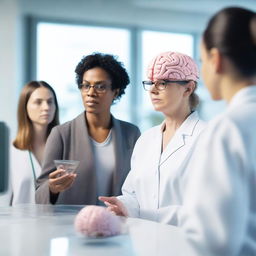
[11,81,59,205]
[179,7,256,256]
[99,51,206,225]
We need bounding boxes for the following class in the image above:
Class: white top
[90,130,115,203]
[118,111,206,225]
[10,146,41,205]
[180,86,256,256]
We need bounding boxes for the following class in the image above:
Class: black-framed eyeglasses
[78,83,111,93]
[142,80,189,91]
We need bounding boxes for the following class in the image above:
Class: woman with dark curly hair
[35,53,141,205]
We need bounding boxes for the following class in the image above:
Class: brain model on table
[74,205,122,237]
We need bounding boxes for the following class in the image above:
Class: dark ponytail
[203,7,256,78]
[250,14,256,45]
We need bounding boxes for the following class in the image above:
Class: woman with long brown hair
[11,81,59,205]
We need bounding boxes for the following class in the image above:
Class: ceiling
[131,0,256,15]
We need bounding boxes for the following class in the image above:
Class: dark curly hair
[75,53,130,102]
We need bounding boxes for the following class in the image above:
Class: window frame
[27,16,196,130]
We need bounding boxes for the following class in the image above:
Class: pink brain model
[74,205,122,237]
[147,51,199,81]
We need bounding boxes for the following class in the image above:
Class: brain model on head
[74,205,122,237]
[147,51,199,82]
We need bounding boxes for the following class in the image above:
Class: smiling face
[26,87,56,127]
[80,67,118,115]
[149,80,190,116]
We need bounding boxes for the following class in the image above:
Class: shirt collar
[160,111,200,136]
[228,85,256,110]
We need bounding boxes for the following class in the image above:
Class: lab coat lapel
[73,112,97,199]
[154,126,164,168]
[159,132,185,166]
[159,111,199,166]
[73,112,95,168]
[111,116,125,196]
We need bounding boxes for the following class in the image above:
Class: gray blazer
[35,112,140,205]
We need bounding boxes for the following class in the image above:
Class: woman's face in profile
[26,87,56,127]
[80,67,118,115]
[200,41,222,100]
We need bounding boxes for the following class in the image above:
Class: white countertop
[0,204,195,256]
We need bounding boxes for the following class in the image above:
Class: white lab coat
[118,111,206,225]
[179,86,256,256]
[10,146,41,205]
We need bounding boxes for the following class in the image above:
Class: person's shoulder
[10,144,26,154]
[199,113,241,144]
[212,107,256,141]
[227,103,256,130]
[190,111,207,129]
[193,118,207,137]
[115,119,140,133]
[51,113,84,134]
[138,124,161,140]
[117,119,138,128]
[10,145,28,162]
[130,125,160,152]
[208,111,241,130]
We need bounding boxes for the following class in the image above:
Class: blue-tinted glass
[37,22,131,123]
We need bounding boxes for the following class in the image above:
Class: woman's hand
[98,196,128,217]
[49,169,77,194]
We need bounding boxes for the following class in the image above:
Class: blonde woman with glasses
[36,53,140,205]
[100,51,206,225]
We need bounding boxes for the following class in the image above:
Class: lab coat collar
[228,85,256,109]
[159,111,200,166]
[160,111,200,136]
[175,111,200,136]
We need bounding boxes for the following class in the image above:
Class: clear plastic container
[54,160,80,174]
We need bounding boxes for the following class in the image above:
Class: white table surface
[0,204,195,256]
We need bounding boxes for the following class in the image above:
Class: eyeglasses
[78,83,111,93]
[142,80,189,91]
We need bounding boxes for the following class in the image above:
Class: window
[37,22,131,123]
[35,21,198,131]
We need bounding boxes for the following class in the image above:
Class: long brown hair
[13,81,59,150]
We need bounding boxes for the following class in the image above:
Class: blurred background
[1,0,256,136]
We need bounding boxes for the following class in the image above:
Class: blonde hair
[189,82,199,111]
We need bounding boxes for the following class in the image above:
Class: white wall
[0,0,21,137]
[21,0,208,32]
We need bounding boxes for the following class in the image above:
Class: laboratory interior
[1,0,256,255]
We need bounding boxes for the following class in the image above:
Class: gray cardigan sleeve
[35,126,63,204]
